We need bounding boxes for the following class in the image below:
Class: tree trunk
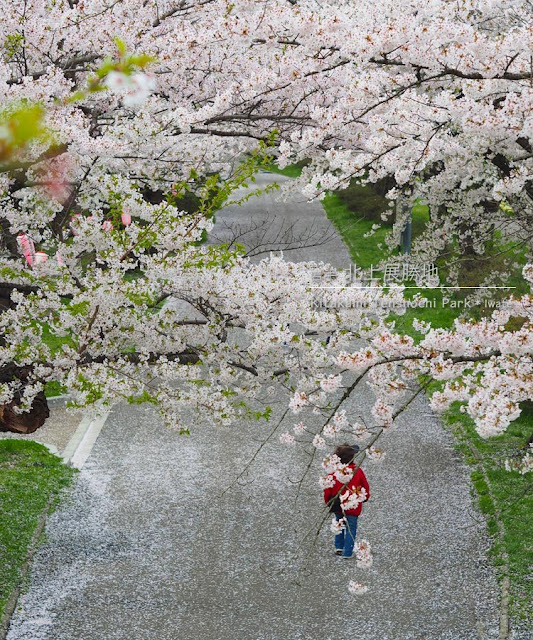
[0,391,50,434]
[0,364,50,434]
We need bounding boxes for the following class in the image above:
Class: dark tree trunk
[0,217,19,257]
[0,364,50,433]
[0,390,49,434]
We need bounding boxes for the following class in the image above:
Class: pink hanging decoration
[17,233,36,266]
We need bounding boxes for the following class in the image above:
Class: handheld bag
[328,495,343,515]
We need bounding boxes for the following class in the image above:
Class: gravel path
[7,174,501,640]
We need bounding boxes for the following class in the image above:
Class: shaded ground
[7,174,502,640]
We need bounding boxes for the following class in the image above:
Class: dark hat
[334,443,360,464]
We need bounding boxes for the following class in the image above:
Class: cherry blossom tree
[1,2,532,605]
[0,0,531,486]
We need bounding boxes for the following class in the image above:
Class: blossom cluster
[354,540,373,569]
[340,486,368,512]
[330,516,346,534]
[505,445,533,475]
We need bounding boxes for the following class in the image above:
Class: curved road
[8,174,500,640]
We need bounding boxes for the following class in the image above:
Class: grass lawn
[263,161,308,179]
[321,192,393,266]
[0,440,76,620]
[443,401,533,622]
[320,191,464,336]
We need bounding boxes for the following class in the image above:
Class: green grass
[389,289,464,339]
[321,185,529,341]
[321,192,430,268]
[443,401,533,623]
[0,440,76,618]
[411,200,429,237]
[391,240,529,341]
[321,192,461,338]
[263,162,305,179]
[322,192,393,266]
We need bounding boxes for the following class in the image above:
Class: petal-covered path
[8,175,500,640]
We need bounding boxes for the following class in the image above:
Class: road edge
[62,409,110,469]
[0,409,110,640]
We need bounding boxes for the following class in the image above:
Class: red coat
[323,464,370,516]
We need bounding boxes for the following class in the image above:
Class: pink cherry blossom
[17,234,36,266]
[0,0,530,474]
[366,446,386,463]
[312,434,326,449]
[321,454,342,473]
[279,432,295,445]
[340,486,367,511]
[289,391,308,413]
[334,465,354,483]
[293,422,306,435]
[319,474,336,490]
[330,516,346,534]
[355,539,373,568]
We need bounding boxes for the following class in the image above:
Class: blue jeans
[334,514,358,557]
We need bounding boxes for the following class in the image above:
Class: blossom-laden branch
[1,0,532,255]
[0,0,532,460]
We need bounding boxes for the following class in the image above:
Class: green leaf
[114,37,128,57]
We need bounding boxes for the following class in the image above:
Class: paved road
[207,172,351,267]
[8,174,501,640]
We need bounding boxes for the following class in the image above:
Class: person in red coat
[323,443,370,558]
